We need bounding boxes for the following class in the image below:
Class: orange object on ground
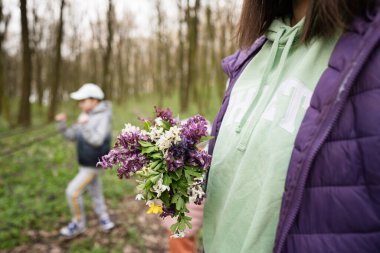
[168,232,197,253]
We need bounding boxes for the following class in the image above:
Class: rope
[0,130,60,158]
[0,123,53,139]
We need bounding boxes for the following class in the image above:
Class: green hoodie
[203,19,340,253]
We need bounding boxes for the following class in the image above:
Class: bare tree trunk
[35,53,43,106]
[155,0,164,106]
[47,0,65,121]
[90,44,98,83]
[0,0,10,118]
[69,11,82,90]
[17,0,33,126]
[216,8,228,100]
[164,40,174,97]
[102,0,114,99]
[178,0,187,113]
[123,38,131,98]
[116,36,127,104]
[199,3,214,114]
[31,2,44,107]
[181,0,200,112]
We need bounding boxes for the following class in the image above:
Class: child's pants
[65,166,109,226]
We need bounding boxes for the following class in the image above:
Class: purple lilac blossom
[187,150,211,170]
[116,152,147,179]
[164,143,189,171]
[180,115,208,145]
[194,193,206,205]
[138,116,153,123]
[160,205,176,218]
[97,147,128,169]
[97,130,149,179]
[154,106,177,125]
[165,152,185,172]
[117,130,150,149]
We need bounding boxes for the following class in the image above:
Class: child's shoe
[100,218,115,232]
[60,222,85,238]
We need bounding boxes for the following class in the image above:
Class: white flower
[188,177,206,203]
[136,166,151,177]
[122,123,140,133]
[156,126,182,152]
[149,126,164,141]
[146,200,154,206]
[135,194,144,201]
[155,117,164,126]
[152,175,170,197]
[170,231,185,238]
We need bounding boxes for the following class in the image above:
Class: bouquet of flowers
[98,107,212,237]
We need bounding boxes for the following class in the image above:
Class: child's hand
[78,113,89,124]
[55,113,67,122]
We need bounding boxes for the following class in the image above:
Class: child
[55,83,115,238]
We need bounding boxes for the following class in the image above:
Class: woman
[203,0,380,252]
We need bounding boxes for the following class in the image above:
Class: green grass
[0,92,222,251]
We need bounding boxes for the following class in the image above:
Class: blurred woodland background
[0,0,241,252]
[0,0,241,127]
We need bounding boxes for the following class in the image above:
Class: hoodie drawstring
[236,28,299,152]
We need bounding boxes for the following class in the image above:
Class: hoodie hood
[266,18,304,44]
[235,18,304,135]
[90,101,112,116]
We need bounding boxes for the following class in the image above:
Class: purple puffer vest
[208,3,380,253]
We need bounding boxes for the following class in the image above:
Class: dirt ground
[2,196,170,253]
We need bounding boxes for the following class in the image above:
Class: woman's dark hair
[237,0,376,48]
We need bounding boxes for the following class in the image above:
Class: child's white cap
[70,83,104,100]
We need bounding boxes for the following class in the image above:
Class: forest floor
[1,196,169,253]
[0,128,175,253]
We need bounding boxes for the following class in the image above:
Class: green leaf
[144,180,153,190]
[185,169,202,178]
[150,152,163,160]
[153,161,163,171]
[177,188,188,197]
[175,169,183,178]
[184,173,192,184]
[143,120,152,131]
[170,223,179,232]
[149,160,160,169]
[200,135,214,143]
[178,177,189,188]
[147,191,155,199]
[139,140,153,147]
[160,191,170,207]
[170,172,180,181]
[142,146,158,155]
[178,221,186,231]
[149,174,161,184]
[175,196,185,211]
[162,121,172,131]
[184,218,192,229]
[171,194,180,204]
[163,174,172,185]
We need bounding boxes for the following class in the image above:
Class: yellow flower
[146,203,163,214]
